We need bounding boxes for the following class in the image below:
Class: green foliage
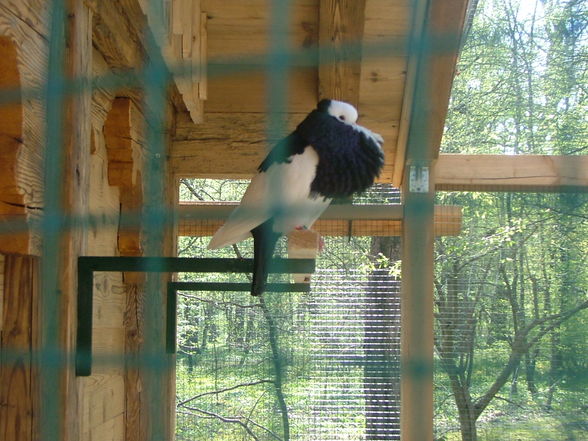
[436,0,588,439]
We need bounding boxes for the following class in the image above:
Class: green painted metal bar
[166,283,177,357]
[77,256,315,273]
[169,281,311,293]
[76,257,315,376]
[166,281,311,354]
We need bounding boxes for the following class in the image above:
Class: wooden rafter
[318,0,366,106]
[392,0,471,186]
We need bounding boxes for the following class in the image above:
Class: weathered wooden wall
[0,3,48,255]
[76,60,126,441]
[0,1,177,440]
[0,255,40,441]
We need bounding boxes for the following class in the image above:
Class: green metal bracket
[166,281,311,355]
[76,256,315,376]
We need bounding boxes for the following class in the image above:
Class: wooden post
[0,254,40,441]
[287,229,321,283]
[401,163,435,441]
[398,0,469,438]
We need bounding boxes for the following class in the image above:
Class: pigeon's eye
[339,115,345,121]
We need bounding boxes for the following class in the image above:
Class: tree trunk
[524,351,539,398]
[457,408,478,441]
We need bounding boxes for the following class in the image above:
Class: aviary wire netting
[176,179,402,441]
[433,191,588,441]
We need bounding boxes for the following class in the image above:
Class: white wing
[208,147,329,249]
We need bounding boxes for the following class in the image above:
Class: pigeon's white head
[317,99,358,125]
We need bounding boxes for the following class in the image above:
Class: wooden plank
[60,4,94,441]
[102,96,147,441]
[436,154,588,192]
[176,203,461,237]
[358,0,410,183]
[205,68,317,114]
[288,229,320,283]
[198,11,207,101]
[318,0,366,106]
[202,0,318,60]
[392,0,470,187]
[0,255,39,441]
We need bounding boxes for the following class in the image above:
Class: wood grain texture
[205,68,317,114]
[318,0,366,106]
[0,254,39,441]
[92,0,144,69]
[0,5,49,255]
[202,0,318,60]
[166,0,205,122]
[82,96,127,441]
[62,5,94,439]
[0,37,29,254]
[436,154,588,192]
[103,96,150,441]
[358,0,411,184]
[171,111,307,177]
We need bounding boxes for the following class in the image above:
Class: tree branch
[473,296,588,419]
[176,379,274,408]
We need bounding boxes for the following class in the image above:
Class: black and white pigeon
[208,99,384,296]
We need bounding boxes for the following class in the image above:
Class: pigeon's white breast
[270,147,331,233]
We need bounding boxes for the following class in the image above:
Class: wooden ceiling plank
[358,0,411,183]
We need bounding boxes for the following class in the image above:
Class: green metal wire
[39,1,68,440]
[142,2,171,437]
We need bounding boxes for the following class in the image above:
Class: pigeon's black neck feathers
[316,99,332,114]
[257,131,307,172]
[296,110,384,199]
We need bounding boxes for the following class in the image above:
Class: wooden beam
[318,0,366,106]
[61,4,94,441]
[103,97,148,441]
[392,0,470,187]
[436,154,588,192]
[92,0,144,69]
[176,203,461,237]
[171,112,307,178]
